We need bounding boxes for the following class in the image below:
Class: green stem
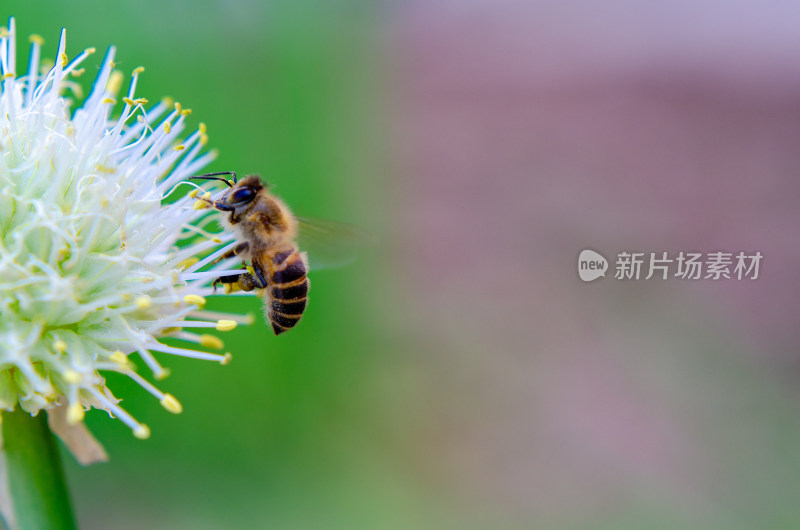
[2,409,77,530]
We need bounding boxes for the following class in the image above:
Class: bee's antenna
[189,171,238,187]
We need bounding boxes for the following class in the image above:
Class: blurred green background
[6,1,800,529]
[2,2,419,529]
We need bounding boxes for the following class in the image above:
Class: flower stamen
[0,17,251,439]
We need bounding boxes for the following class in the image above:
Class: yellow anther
[123,97,135,106]
[174,145,185,151]
[244,313,256,325]
[245,265,256,276]
[135,295,152,309]
[70,68,85,77]
[110,351,129,366]
[192,191,211,210]
[101,97,116,105]
[199,122,207,134]
[211,237,222,244]
[54,339,67,353]
[216,320,237,332]
[161,96,174,107]
[183,294,206,306]
[189,188,200,198]
[106,70,123,96]
[134,424,151,440]
[29,34,45,45]
[60,52,68,67]
[181,108,192,116]
[160,393,183,414]
[63,369,81,384]
[0,28,7,38]
[132,66,145,75]
[67,403,85,425]
[200,134,208,146]
[221,352,233,365]
[199,334,224,349]
[134,97,148,105]
[174,101,182,113]
[84,47,96,55]
[177,257,199,270]
[3,73,14,79]
[164,122,171,134]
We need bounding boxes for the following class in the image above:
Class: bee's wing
[295,216,376,271]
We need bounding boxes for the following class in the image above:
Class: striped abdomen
[266,249,309,335]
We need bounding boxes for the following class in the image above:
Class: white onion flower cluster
[0,18,248,439]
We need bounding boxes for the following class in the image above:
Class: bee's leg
[210,241,250,266]
[210,243,251,292]
[237,274,259,292]
[237,263,267,290]
[252,266,267,289]
[213,260,266,293]
[212,271,245,293]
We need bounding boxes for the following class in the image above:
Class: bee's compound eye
[229,187,256,204]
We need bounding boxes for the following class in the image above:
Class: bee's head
[223,175,264,208]
[190,172,268,209]
[189,172,274,223]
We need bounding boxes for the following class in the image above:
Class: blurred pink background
[381,2,800,527]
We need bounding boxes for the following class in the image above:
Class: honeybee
[190,171,369,335]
